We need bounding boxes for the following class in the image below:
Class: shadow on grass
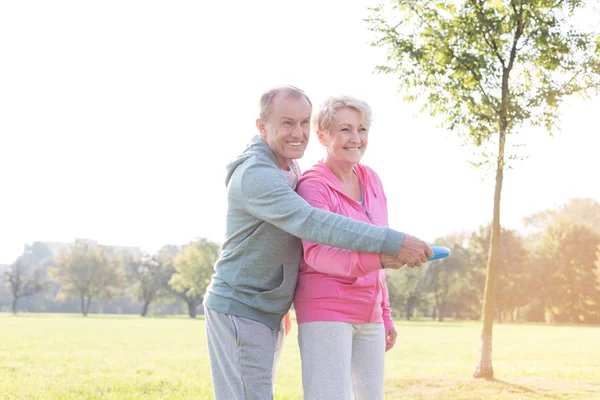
[492,379,542,394]
[386,377,595,400]
[491,378,588,399]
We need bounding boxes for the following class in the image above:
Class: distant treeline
[2,198,599,323]
[387,198,600,324]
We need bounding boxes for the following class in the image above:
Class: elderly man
[203,85,432,400]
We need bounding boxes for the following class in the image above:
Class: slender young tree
[368,0,600,378]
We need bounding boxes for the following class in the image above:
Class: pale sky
[1,1,599,264]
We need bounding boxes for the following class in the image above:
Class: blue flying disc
[428,246,451,261]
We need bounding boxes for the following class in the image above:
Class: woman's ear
[317,130,328,146]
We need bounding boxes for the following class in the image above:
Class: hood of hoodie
[225,135,301,187]
[225,136,276,186]
[299,161,377,200]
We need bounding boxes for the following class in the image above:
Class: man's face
[256,94,311,170]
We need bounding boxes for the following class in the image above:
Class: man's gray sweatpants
[205,308,285,400]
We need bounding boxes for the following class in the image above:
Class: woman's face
[321,106,369,166]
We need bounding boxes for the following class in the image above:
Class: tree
[387,265,429,320]
[50,241,125,316]
[3,243,53,314]
[470,225,531,322]
[385,270,406,317]
[524,198,600,244]
[169,238,220,318]
[368,0,600,379]
[4,256,45,314]
[424,233,470,321]
[125,253,172,317]
[534,222,600,323]
[23,242,54,272]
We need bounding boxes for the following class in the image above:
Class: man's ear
[256,119,267,139]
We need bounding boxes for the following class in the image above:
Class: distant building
[37,239,141,258]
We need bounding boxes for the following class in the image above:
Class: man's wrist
[382,229,405,256]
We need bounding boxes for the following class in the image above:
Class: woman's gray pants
[299,321,385,400]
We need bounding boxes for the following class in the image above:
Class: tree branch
[472,0,506,68]
[406,0,496,112]
[507,0,526,73]
[508,72,600,126]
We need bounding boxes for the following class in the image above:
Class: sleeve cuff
[384,319,395,331]
[358,252,384,274]
[381,229,404,256]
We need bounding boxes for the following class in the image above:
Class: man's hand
[396,234,434,268]
[385,328,398,352]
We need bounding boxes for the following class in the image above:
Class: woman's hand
[379,254,406,269]
[385,328,397,352]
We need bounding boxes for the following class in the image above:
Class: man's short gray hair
[259,85,312,122]
[313,95,372,132]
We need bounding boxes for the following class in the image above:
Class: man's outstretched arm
[239,158,432,265]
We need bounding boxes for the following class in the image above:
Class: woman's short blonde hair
[313,95,372,132]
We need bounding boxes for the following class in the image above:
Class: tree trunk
[434,289,440,321]
[474,100,506,379]
[82,295,92,317]
[438,302,445,322]
[187,300,197,318]
[406,296,415,321]
[141,301,150,317]
[80,295,87,316]
[85,296,93,315]
[12,297,18,314]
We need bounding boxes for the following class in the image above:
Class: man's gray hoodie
[203,136,405,330]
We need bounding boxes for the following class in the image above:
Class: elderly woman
[293,95,398,400]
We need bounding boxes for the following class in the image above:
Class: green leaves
[534,221,600,323]
[368,0,600,161]
[49,241,126,315]
[169,239,219,302]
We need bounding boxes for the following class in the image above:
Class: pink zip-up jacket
[293,161,395,330]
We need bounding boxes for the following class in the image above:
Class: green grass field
[1,314,599,399]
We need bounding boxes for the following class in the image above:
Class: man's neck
[277,157,292,171]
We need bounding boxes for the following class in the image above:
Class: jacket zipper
[359,201,372,222]
[356,170,372,222]
[329,172,378,322]
[324,167,382,324]
[359,201,379,323]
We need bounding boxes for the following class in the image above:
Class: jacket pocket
[336,275,377,303]
[255,263,298,313]
[297,276,343,301]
